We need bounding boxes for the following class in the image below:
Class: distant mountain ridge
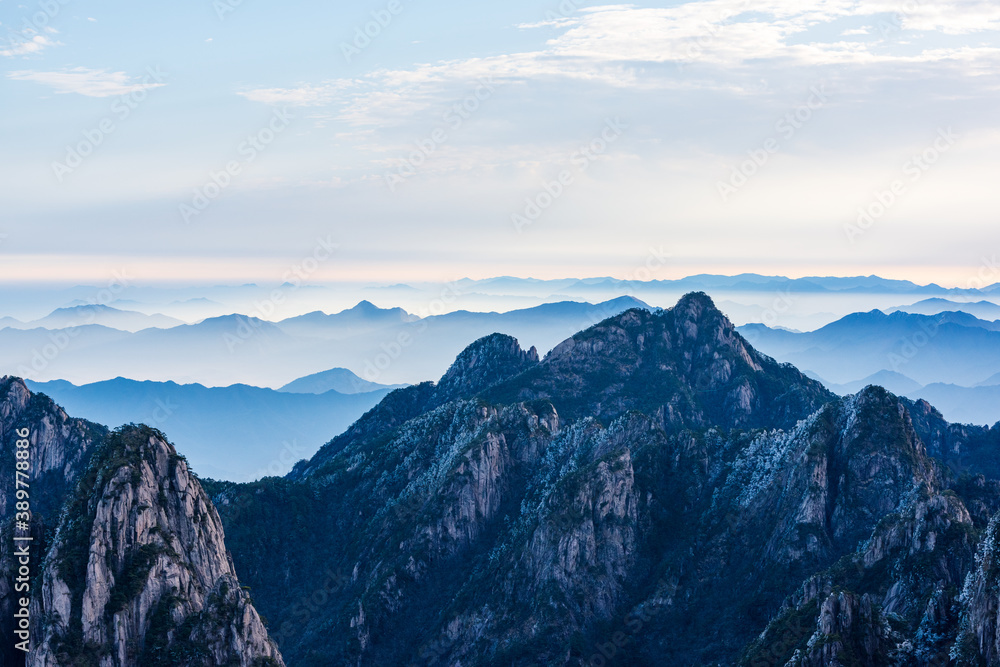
[814,370,1000,426]
[0,297,656,387]
[743,309,1000,424]
[0,304,185,332]
[740,308,1000,387]
[278,367,407,394]
[887,297,1000,320]
[460,273,1000,295]
[25,377,394,480]
[818,369,925,397]
[274,300,417,338]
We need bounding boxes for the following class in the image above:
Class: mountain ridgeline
[201,292,999,665]
[7,292,1000,666]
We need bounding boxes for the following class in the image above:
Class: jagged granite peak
[742,477,978,665]
[289,334,539,478]
[733,386,991,665]
[0,376,107,519]
[30,424,283,666]
[433,332,540,405]
[487,291,834,429]
[295,293,828,480]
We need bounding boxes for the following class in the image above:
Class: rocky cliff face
[0,376,106,520]
[1,377,107,667]
[28,425,283,666]
[290,334,540,480]
[0,377,283,667]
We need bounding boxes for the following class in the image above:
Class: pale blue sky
[2,0,999,286]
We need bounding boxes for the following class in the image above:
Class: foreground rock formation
[0,380,283,667]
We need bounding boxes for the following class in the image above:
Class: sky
[2,0,999,287]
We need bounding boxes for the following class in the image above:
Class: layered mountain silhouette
[740,309,1000,388]
[0,305,184,333]
[8,293,1000,666]
[888,298,1000,321]
[742,309,1000,425]
[23,377,398,480]
[0,298,653,387]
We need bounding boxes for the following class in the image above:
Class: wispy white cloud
[542,2,1000,67]
[231,0,1000,151]
[237,81,355,107]
[862,0,1000,35]
[7,67,167,97]
[517,18,576,29]
[0,34,59,58]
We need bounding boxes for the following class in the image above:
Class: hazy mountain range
[888,297,1000,320]
[740,309,1000,425]
[0,304,185,332]
[0,297,654,386]
[816,370,1000,427]
[4,284,999,425]
[8,293,1000,666]
[2,273,997,331]
[25,371,398,480]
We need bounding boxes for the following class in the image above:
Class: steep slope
[729,386,977,666]
[211,293,842,664]
[289,332,540,477]
[0,377,283,666]
[30,425,284,666]
[1,377,108,666]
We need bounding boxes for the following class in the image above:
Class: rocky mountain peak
[487,292,834,430]
[1,376,106,520]
[30,424,283,666]
[669,290,721,326]
[1,375,31,414]
[434,333,540,404]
